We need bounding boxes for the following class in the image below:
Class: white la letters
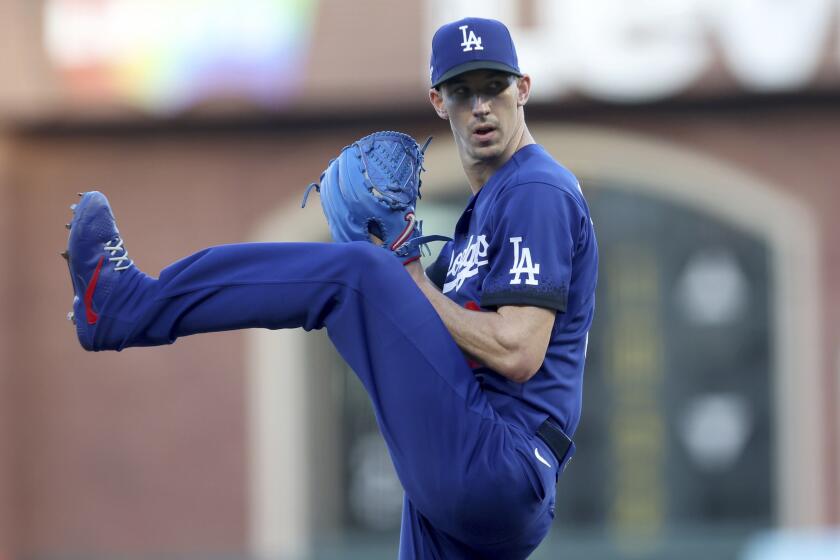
[509,237,540,286]
[459,25,484,51]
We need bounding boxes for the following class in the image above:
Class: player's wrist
[404,259,425,278]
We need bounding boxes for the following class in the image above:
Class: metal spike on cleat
[67,311,75,324]
[77,192,83,197]
[70,203,77,211]
[60,250,69,261]
[65,223,71,230]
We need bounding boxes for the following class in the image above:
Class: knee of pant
[447,474,542,545]
[340,241,401,282]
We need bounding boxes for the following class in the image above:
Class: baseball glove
[301,131,449,264]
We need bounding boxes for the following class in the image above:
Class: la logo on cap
[459,25,484,52]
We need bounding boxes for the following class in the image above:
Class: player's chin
[469,142,504,161]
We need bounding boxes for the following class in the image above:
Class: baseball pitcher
[62,17,598,560]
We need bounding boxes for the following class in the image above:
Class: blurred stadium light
[43,0,318,113]
[742,530,840,560]
[21,0,840,116]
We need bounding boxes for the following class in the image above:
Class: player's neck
[463,122,534,194]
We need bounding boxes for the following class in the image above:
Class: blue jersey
[428,144,598,437]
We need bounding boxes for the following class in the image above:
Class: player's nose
[471,94,491,117]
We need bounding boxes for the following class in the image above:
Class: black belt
[536,418,574,471]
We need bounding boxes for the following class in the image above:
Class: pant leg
[399,495,554,560]
[399,495,471,560]
[97,241,550,544]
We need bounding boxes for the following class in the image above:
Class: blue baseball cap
[430,17,522,88]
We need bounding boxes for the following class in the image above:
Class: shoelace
[104,237,133,271]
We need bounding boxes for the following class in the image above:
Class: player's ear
[429,88,448,120]
[516,75,531,107]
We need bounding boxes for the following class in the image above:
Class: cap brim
[432,61,522,88]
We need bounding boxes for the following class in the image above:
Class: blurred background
[0,0,839,558]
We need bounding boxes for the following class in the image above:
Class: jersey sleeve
[480,183,585,312]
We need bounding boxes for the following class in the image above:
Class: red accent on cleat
[84,256,105,324]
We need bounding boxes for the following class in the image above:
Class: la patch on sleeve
[508,236,540,286]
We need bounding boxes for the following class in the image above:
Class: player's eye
[485,80,508,95]
[450,86,470,99]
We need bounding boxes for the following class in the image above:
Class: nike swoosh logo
[534,447,552,468]
[85,256,105,324]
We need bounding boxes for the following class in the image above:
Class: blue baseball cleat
[62,191,134,350]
